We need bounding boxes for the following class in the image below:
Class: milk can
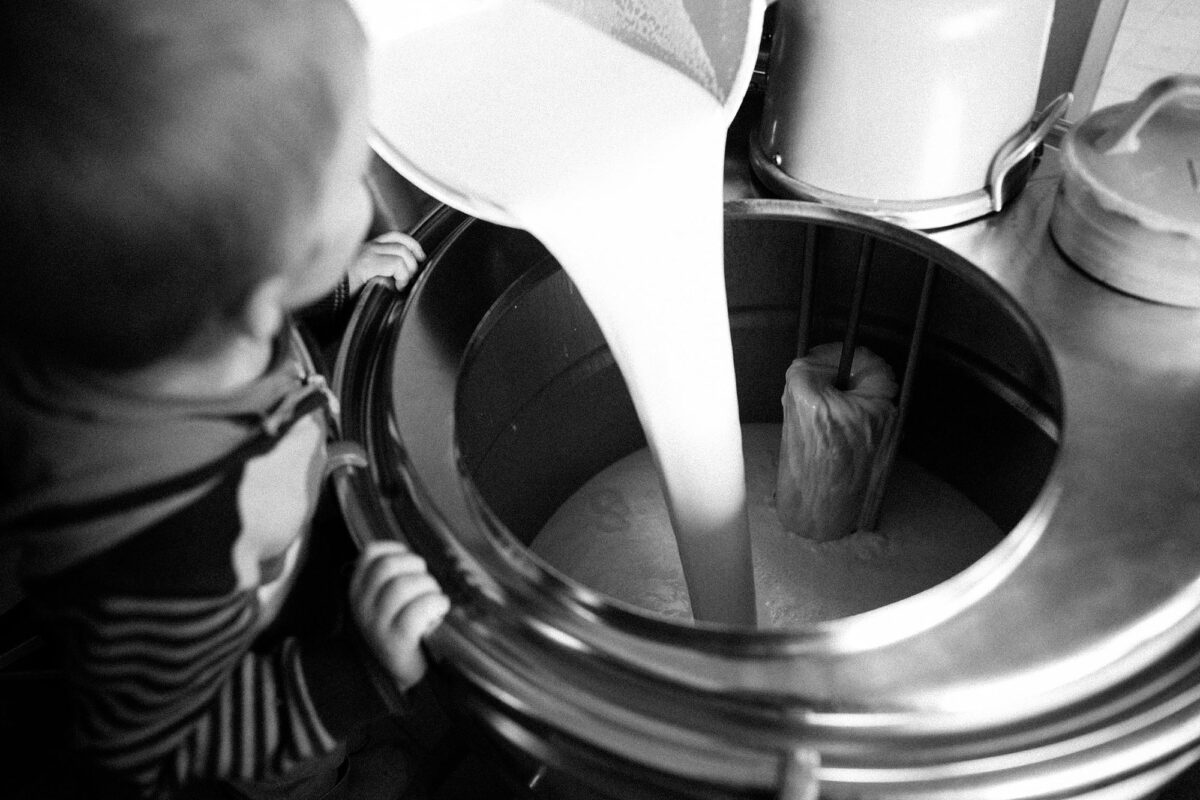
[755,0,1062,226]
[1051,74,1200,306]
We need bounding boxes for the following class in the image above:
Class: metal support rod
[835,235,875,391]
[860,258,938,531]
[795,224,817,358]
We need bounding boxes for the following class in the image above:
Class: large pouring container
[353,0,765,228]
[758,0,1057,207]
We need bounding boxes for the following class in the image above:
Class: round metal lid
[1051,74,1200,305]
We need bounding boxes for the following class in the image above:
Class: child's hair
[0,0,365,370]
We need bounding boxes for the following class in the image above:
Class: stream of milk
[361,1,759,623]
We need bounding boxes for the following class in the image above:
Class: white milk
[532,424,1005,626]
[363,2,758,624]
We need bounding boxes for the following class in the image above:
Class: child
[0,0,450,797]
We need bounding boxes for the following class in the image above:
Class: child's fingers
[365,243,420,276]
[376,590,451,689]
[347,542,450,688]
[349,541,426,604]
[354,559,436,629]
[360,539,413,561]
[352,241,422,291]
[358,538,419,567]
[384,584,451,643]
[371,570,444,623]
[370,230,426,261]
[351,547,448,638]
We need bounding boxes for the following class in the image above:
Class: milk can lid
[1068,74,1200,239]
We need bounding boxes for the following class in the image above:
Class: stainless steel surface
[336,141,1200,797]
[930,143,1200,708]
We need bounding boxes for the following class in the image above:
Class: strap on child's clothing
[13,329,341,536]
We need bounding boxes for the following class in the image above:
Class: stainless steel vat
[332,159,1200,796]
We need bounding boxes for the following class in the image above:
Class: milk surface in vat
[356,1,760,624]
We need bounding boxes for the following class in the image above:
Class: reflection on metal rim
[333,194,1200,799]
[748,135,1041,231]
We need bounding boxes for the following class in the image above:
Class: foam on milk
[362,2,758,624]
[532,424,1006,626]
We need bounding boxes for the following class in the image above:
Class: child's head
[0,0,371,371]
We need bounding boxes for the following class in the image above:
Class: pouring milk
[353,0,764,625]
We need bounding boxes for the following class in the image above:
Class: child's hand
[347,231,426,295]
[350,540,450,691]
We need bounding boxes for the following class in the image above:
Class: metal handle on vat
[325,439,458,695]
[986,91,1073,212]
[325,440,380,550]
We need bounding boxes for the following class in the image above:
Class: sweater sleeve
[40,589,392,798]
[28,458,396,798]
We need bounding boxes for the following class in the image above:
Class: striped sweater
[0,327,394,797]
